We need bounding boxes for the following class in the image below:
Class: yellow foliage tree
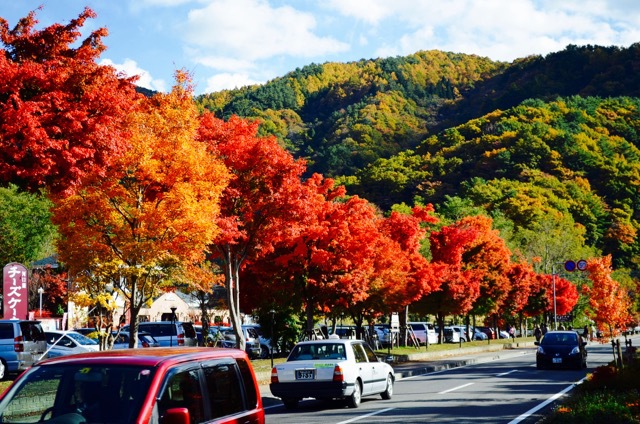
[53,72,229,347]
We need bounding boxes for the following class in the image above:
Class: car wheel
[536,361,544,370]
[346,380,362,408]
[380,374,393,400]
[282,398,299,409]
[0,360,6,380]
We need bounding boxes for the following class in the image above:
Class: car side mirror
[161,407,190,424]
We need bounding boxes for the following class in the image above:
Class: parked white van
[408,322,437,345]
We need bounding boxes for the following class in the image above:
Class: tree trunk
[223,248,245,352]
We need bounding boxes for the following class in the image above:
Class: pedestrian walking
[534,324,542,342]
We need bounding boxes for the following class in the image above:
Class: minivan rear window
[19,322,45,342]
[181,323,196,338]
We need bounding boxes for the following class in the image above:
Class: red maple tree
[0,7,139,195]
[199,114,309,350]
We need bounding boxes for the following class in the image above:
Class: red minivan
[0,347,264,424]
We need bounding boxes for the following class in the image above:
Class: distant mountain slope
[196,50,507,176]
[195,43,640,181]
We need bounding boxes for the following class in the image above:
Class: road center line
[438,382,474,394]
[497,370,518,377]
[336,407,395,424]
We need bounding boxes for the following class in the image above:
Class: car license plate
[552,358,562,364]
[295,369,316,380]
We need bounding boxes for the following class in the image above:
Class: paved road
[260,338,632,423]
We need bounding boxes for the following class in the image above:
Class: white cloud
[183,0,349,63]
[204,72,262,92]
[359,0,640,62]
[100,58,167,92]
[324,0,395,25]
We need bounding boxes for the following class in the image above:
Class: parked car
[44,330,99,358]
[535,330,587,370]
[475,326,496,340]
[330,325,358,339]
[450,325,487,342]
[121,321,198,347]
[111,331,160,349]
[0,347,265,423]
[472,327,488,340]
[270,338,395,409]
[374,324,393,347]
[442,326,461,343]
[0,320,47,378]
[499,330,510,339]
[408,322,438,345]
[244,324,280,359]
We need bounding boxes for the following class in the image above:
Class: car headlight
[537,346,545,354]
[570,346,580,355]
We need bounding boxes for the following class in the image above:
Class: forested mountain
[195,43,640,271]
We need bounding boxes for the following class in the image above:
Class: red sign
[3,263,28,320]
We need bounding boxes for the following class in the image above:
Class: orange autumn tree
[0,7,139,195]
[53,74,229,347]
[584,255,632,339]
[360,206,440,322]
[270,178,382,333]
[465,216,513,330]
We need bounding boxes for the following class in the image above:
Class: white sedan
[44,330,99,358]
[270,337,395,409]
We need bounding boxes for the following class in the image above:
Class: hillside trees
[0,7,140,195]
[53,74,229,347]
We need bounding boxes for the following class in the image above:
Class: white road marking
[497,370,518,377]
[438,382,474,394]
[508,376,587,424]
[336,407,395,424]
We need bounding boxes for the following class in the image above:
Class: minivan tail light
[333,365,344,382]
[271,367,279,384]
[14,335,23,352]
[142,341,150,348]
[177,333,185,346]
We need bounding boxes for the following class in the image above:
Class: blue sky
[3,0,640,95]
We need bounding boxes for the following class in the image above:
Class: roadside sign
[390,313,399,333]
[577,259,587,271]
[564,260,576,272]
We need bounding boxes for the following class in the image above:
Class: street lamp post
[37,287,44,317]
[270,310,275,368]
[170,306,177,347]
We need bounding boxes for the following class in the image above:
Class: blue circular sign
[577,259,587,271]
[564,260,576,272]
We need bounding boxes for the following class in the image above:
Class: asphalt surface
[260,340,538,401]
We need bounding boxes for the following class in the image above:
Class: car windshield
[289,343,346,361]
[66,332,98,346]
[541,333,578,345]
[0,364,155,424]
